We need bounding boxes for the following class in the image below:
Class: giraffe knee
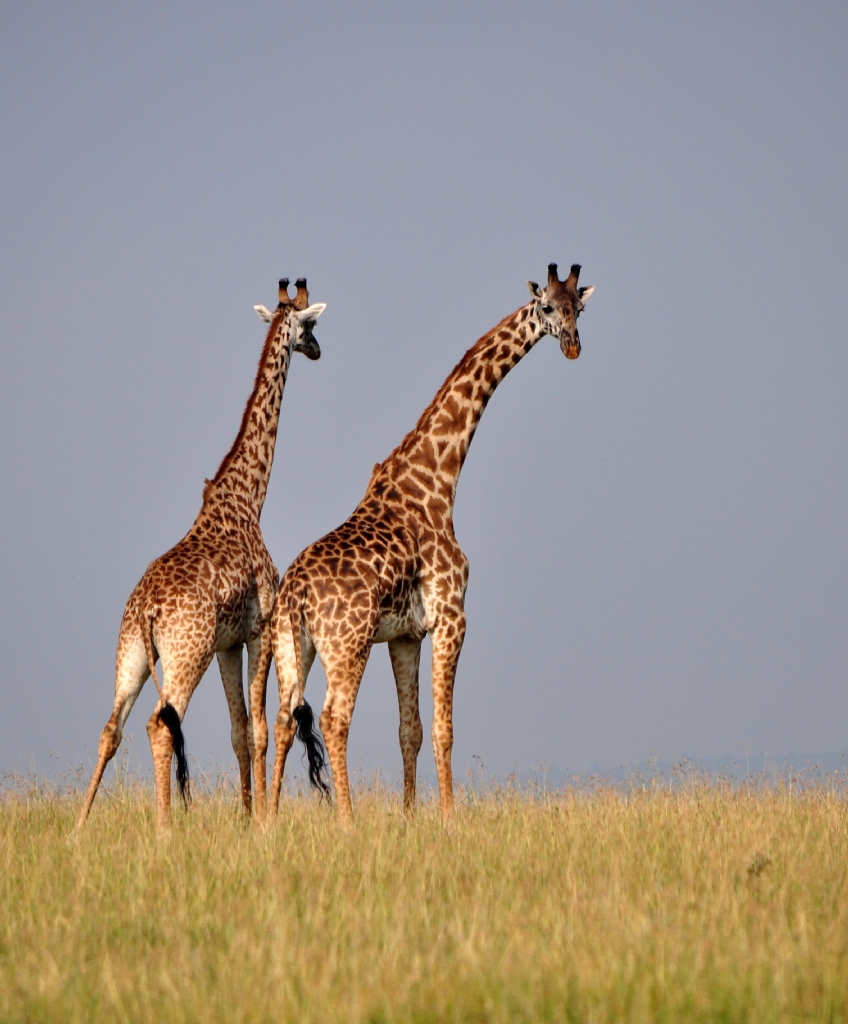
[97,714,122,761]
[251,720,268,759]
[233,724,252,765]
[400,716,423,757]
[432,720,453,757]
[320,706,350,753]
[231,720,251,755]
[275,710,296,750]
[146,710,171,749]
[319,706,333,739]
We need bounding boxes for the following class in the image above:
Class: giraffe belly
[216,620,245,650]
[373,589,427,644]
[215,594,259,650]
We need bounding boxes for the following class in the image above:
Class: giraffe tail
[288,588,330,796]
[140,610,191,806]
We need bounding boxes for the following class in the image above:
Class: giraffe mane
[362,309,524,492]
[391,306,525,464]
[207,307,287,493]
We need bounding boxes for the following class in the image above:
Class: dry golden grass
[1,770,847,1023]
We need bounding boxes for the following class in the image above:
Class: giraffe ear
[527,281,543,299]
[295,302,327,323]
[578,285,595,304]
[254,305,274,323]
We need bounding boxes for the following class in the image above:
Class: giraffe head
[254,277,326,360]
[527,263,594,359]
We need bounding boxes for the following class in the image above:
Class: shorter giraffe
[76,278,326,830]
[264,263,593,823]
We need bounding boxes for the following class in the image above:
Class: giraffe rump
[158,702,191,805]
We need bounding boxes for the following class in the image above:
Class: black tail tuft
[293,702,331,798]
[159,702,191,806]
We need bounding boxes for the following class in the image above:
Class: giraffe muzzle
[561,333,581,360]
[299,336,321,360]
[296,324,322,360]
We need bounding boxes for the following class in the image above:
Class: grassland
[1,768,847,1023]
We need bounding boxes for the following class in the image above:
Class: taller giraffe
[76,278,327,830]
[265,263,593,823]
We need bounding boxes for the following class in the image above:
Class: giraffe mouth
[295,328,322,360]
[299,339,321,360]
[561,336,581,360]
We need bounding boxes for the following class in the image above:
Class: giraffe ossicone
[76,277,327,831]
[262,262,593,824]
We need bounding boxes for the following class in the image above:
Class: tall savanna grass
[2,767,847,1023]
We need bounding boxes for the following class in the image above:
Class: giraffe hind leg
[158,703,190,804]
[269,619,317,820]
[75,630,150,830]
[146,647,214,829]
[293,702,329,796]
[319,644,374,825]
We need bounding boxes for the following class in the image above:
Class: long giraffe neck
[376,302,546,513]
[204,309,293,516]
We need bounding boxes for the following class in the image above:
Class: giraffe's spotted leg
[76,711,122,831]
[269,711,296,820]
[320,644,373,825]
[147,648,214,829]
[429,612,466,823]
[75,625,151,830]
[388,636,423,813]
[147,707,175,830]
[217,644,252,816]
[246,626,272,822]
[268,617,317,820]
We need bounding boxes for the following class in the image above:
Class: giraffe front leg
[388,636,423,813]
[217,645,252,817]
[429,612,466,823]
[247,626,272,823]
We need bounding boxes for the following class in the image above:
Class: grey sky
[1,3,846,786]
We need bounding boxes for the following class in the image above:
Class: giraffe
[264,263,594,823]
[76,278,327,830]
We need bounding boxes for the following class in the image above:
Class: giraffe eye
[542,304,553,314]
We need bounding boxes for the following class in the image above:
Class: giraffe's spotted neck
[204,309,293,516]
[370,302,545,512]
